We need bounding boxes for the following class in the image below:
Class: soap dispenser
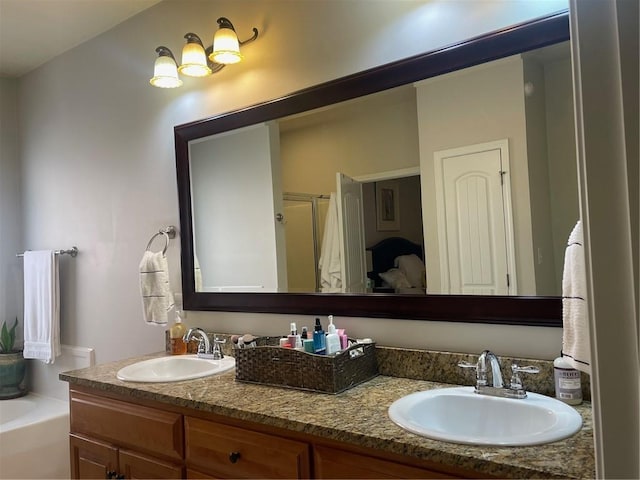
[325,315,341,355]
[170,311,187,355]
[313,318,326,354]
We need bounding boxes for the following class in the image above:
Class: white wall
[190,124,283,292]
[544,58,580,288]
[280,87,420,195]
[0,78,24,345]
[523,57,556,296]
[12,0,570,366]
[415,57,536,294]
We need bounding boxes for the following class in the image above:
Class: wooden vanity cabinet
[185,416,311,478]
[69,390,184,479]
[69,433,118,479]
[70,434,184,479]
[313,445,458,479]
[68,387,477,479]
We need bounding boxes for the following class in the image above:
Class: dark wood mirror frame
[175,11,569,327]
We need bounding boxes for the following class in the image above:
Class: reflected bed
[367,237,425,293]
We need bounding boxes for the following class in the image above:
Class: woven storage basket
[234,339,377,394]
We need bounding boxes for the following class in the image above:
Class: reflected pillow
[394,254,425,288]
[379,268,412,290]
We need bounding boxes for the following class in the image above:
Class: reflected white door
[336,173,367,293]
[434,140,517,295]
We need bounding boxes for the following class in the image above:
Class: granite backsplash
[167,331,591,401]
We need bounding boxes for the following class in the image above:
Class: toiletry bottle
[313,318,326,354]
[325,315,341,355]
[337,328,348,350]
[303,339,315,353]
[301,326,308,340]
[287,322,298,348]
[170,311,187,355]
[553,355,582,405]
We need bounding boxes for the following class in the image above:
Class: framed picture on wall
[376,180,400,231]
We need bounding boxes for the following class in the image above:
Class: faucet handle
[458,361,477,369]
[510,363,540,390]
[458,361,481,386]
[512,364,540,374]
[211,335,225,360]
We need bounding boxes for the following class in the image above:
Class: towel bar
[145,226,177,254]
[17,247,78,258]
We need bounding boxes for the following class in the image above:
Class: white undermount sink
[116,355,235,383]
[388,386,582,446]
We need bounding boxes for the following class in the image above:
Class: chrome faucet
[183,328,211,356]
[459,350,539,399]
[183,328,226,360]
[477,350,504,388]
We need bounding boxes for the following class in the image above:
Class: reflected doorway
[283,193,330,292]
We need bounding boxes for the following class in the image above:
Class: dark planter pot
[0,352,27,399]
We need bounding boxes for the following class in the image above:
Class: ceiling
[0,0,161,78]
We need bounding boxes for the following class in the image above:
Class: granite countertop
[60,352,595,479]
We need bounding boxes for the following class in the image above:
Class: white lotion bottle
[553,355,582,405]
[325,315,341,355]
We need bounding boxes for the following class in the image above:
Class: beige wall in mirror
[189,41,577,297]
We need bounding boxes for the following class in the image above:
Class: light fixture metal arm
[239,27,259,46]
[203,45,227,73]
[216,16,259,46]
[155,46,177,62]
[183,32,205,47]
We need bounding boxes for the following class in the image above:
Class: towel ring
[145,226,176,255]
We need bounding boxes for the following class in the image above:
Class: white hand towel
[194,253,203,292]
[139,250,174,325]
[23,250,61,364]
[561,220,591,374]
[319,193,342,293]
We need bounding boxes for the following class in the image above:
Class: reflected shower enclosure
[283,193,330,292]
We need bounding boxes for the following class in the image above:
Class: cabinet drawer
[314,445,459,479]
[185,416,311,479]
[119,448,184,479]
[70,391,183,461]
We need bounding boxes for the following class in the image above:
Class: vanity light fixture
[150,17,259,89]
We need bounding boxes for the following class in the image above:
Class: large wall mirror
[176,11,572,326]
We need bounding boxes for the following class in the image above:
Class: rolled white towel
[561,220,591,374]
[139,250,174,325]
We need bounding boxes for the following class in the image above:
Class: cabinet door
[185,416,311,479]
[70,434,119,480]
[71,391,183,462]
[313,445,459,479]
[119,449,183,479]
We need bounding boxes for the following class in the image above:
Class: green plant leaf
[0,317,18,353]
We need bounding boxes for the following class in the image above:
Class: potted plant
[0,318,26,399]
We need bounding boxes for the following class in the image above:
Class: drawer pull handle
[229,451,241,463]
